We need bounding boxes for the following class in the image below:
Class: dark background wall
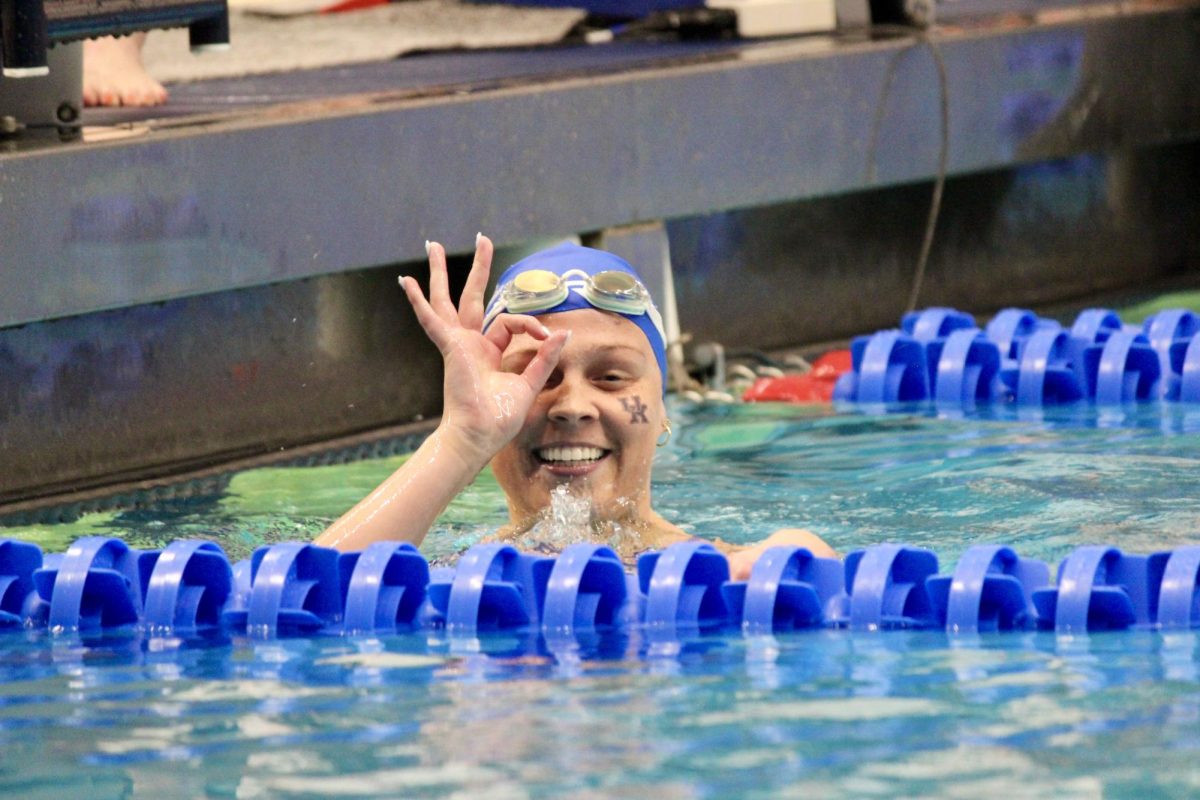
[2,142,1198,510]
[669,144,1200,349]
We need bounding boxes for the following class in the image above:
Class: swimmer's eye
[595,371,633,387]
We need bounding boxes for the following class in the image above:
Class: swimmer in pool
[315,235,834,579]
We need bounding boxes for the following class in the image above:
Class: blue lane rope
[833,306,1200,407]
[3,536,1199,638]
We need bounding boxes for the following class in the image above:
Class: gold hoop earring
[657,418,673,448]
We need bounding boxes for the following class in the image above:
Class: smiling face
[490,309,666,528]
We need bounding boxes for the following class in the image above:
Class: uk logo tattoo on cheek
[620,396,649,424]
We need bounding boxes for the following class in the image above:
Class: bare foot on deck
[83,33,168,108]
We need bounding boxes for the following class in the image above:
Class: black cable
[864,27,951,315]
[569,9,738,44]
[909,33,949,314]
[724,349,789,369]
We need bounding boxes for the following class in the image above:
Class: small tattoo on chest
[620,396,649,423]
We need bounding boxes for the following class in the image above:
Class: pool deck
[137,1,584,84]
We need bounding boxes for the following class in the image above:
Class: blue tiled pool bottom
[2,402,1199,797]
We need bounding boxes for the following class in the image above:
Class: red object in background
[322,0,388,12]
[742,349,853,404]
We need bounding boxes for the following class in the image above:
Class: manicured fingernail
[424,240,431,255]
[397,275,407,289]
[476,232,483,247]
[540,324,551,336]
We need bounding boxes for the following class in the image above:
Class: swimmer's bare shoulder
[485,518,834,582]
[710,528,837,582]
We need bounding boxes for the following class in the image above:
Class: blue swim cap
[485,242,668,390]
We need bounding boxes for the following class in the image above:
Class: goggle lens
[584,270,648,315]
[590,271,639,297]
[511,269,562,294]
[505,269,568,313]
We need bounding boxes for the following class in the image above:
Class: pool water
[3,401,1200,798]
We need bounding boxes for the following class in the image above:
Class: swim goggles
[483,268,667,342]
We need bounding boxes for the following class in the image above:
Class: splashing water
[503,484,596,554]
[499,484,651,560]
[539,483,593,538]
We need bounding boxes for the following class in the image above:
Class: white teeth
[537,446,605,463]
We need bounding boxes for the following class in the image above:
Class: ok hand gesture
[400,235,569,468]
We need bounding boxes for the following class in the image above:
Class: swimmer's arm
[716,528,838,582]
[314,426,488,551]
[317,236,566,552]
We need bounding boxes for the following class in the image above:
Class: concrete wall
[2,142,1198,510]
[669,144,1200,349]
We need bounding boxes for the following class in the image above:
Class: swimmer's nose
[546,373,597,425]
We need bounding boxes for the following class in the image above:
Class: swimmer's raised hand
[400,235,570,468]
